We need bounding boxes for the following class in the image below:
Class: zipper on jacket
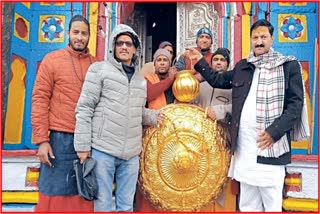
[98,108,105,138]
[122,76,131,159]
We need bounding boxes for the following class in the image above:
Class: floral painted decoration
[280,17,303,40]
[41,17,64,41]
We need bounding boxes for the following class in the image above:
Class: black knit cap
[116,32,139,48]
[212,48,230,66]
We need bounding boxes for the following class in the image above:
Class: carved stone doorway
[176,3,219,55]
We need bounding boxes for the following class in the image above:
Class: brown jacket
[31,45,96,144]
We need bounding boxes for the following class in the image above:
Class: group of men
[31,14,308,212]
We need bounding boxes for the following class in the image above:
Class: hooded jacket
[74,24,158,160]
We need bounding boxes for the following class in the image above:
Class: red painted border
[2,149,38,157]
[96,2,106,61]
[291,154,319,162]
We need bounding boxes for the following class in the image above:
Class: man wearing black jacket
[187,19,309,211]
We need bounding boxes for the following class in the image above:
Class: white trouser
[239,182,284,212]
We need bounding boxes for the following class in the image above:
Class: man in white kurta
[228,67,285,211]
[188,19,309,212]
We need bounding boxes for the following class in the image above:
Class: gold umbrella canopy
[139,104,231,211]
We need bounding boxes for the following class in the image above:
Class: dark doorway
[136,3,177,62]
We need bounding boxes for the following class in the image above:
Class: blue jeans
[92,148,139,211]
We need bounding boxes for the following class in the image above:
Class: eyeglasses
[115,41,134,48]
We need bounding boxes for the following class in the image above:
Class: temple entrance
[126,3,218,65]
[143,3,177,61]
[127,3,177,63]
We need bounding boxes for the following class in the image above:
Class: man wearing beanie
[175,26,213,72]
[199,48,231,112]
[144,49,177,109]
[198,48,235,212]
[211,48,230,71]
[136,49,177,211]
[159,41,174,63]
[140,41,174,75]
[159,41,173,49]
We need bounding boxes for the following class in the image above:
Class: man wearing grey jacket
[74,24,160,212]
